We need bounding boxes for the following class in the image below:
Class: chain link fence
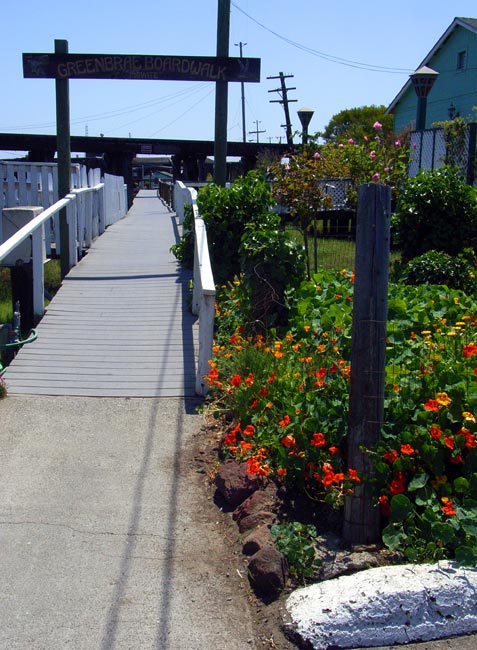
[410,123,477,186]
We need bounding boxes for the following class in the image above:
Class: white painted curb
[284,561,477,649]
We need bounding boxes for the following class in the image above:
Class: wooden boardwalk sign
[23,53,261,83]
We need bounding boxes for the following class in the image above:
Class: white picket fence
[0,162,127,254]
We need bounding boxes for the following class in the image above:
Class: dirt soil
[190,417,301,650]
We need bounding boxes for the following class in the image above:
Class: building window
[457,50,466,70]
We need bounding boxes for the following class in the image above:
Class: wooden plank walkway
[4,190,198,397]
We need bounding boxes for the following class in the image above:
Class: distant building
[387,17,477,132]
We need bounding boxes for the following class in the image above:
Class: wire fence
[410,123,477,186]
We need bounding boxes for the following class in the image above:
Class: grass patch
[0,259,62,324]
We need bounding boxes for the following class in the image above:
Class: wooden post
[343,183,391,545]
[213,0,230,186]
[55,39,72,278]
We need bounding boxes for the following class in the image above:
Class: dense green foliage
[196,172,274,284]
[392,167,477,260]
[321,105,394,143]
[395,249,477,294]
[207,271,477,565]
[169,203,194,268]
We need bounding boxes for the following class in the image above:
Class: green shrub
[170,203,194,268]
[240,226,306,330]
[197,171,274,284]
[397,249,477,294]
[392,167,477,260]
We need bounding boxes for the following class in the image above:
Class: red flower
[444,436,455,450]
[424,399,440,411]
[231,374,242,387]
[347,468,361,483]
[383,449,399,463]
[463,343,477,357]
[280,434,296,448]
[249,399,258,409]
[379,495,391,517]
[450,453,463,464]
[279,415,291,428]
[400,443,416,456]
[259,387,269,397]
[243,424,255,437]
[329,446,340,455]
[245,373,255,386]
[429,425,442,439]
[311,432,326,447]
[390,471,405,495]
[442,500,457,516]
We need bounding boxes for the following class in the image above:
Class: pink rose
[384,166,390,173]
[370,150,376,159]
[313,152,321,159]
[394,139,401,147]
[347,138,354,144]
[373,121,383,130]
[372,172,380,182]
[339,143,344,149]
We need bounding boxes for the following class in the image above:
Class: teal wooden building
[387,17,477,132]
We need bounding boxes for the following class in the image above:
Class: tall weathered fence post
[343,183,391,545]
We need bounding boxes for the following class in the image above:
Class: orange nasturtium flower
[424,399,440,412]
[279,415,291,428]
[276,467,287,477]
[243,424,255,437]
[441,497,456,516]
[463,343,477,357]
[400,444,416,456]
[429,425,442,439]
[280,434,296,448]
[311,432,326,447]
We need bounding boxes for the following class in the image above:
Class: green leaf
[408,473,429,491]
[461,518,477,537]
[455,546,477,566]
[453,477,470,494]
[431,522,456,545]
[390,494,413,522]
[382,523,406,550]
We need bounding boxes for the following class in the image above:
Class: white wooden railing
[1,162,127,253]
[172,181,215,395]
[0,166,127,322]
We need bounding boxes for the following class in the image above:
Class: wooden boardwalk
[4,190,198,397]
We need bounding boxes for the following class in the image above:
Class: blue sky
[1,0,476,154]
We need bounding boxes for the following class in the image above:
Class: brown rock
[238,510,276,534]
[248,545,288,596]
[242,527,273,556]
[233,486,276,523]
[215,459,262,507]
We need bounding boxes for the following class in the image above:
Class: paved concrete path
[0,394,255,649]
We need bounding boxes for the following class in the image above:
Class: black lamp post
[297,106,314,144]
[410,66,439,131]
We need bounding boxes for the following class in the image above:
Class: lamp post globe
[410,66,439,131]
[297,106,314,145]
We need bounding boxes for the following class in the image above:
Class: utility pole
[214,0,230,186]
[235,41,247,143]
[268,72,297,146]
[249,119,265,143]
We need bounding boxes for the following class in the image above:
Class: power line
[231,1,413,74]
